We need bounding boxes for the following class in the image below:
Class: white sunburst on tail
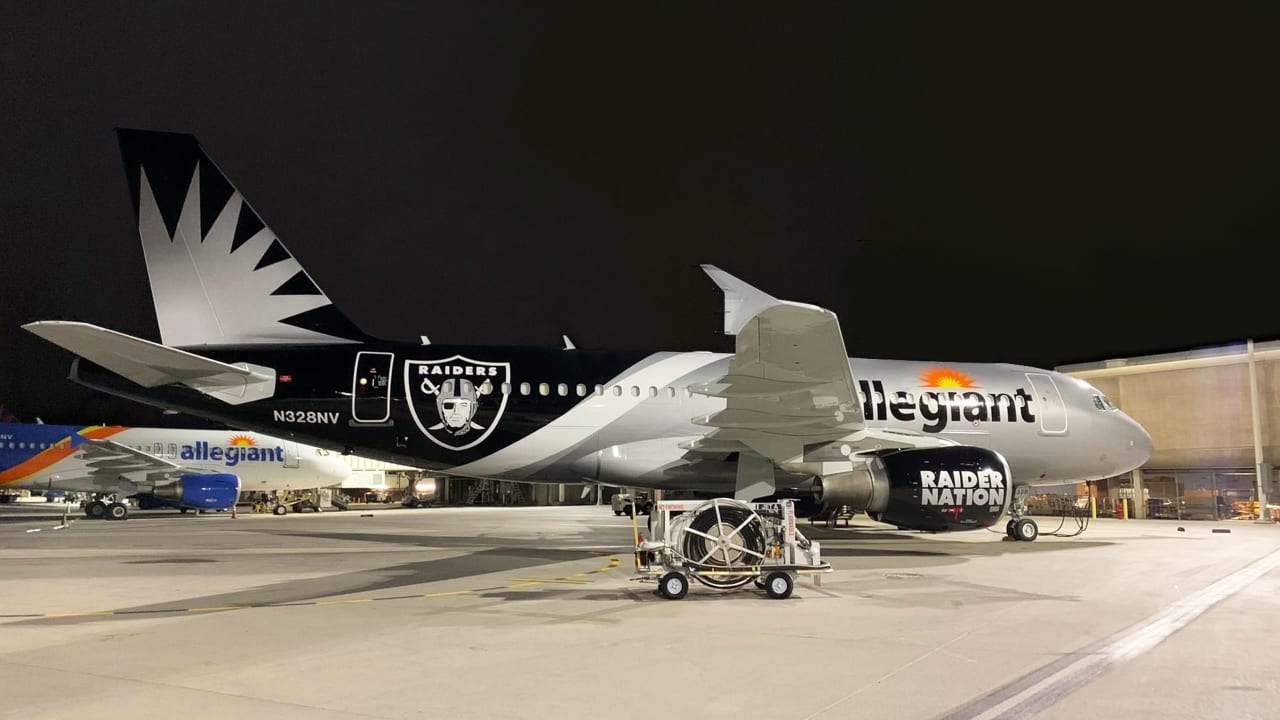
[118,129,367,347]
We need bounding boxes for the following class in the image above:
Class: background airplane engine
[151,473,242,509]
[815,446,1011,532]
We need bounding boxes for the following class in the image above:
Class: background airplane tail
[116,129,369,347]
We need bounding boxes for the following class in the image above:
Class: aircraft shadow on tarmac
[12,524,1106,626]
[12,545,609,627]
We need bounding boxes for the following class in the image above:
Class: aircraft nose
[1119,413,1153,471]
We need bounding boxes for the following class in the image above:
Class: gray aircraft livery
[25,129,1153,541]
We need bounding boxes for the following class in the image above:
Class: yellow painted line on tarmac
[423,590,472,598]
[315,598,374,606]
[511,577,592,585]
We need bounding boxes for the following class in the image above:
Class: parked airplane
[24,129,1152,541]
[0,422,351,519]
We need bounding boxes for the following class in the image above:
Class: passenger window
[648,386,657,397]
[612,385,622,397]
[479,380,494,395]
[539,383,550,396]
[168,443,177,458]
[630,386,640,397]
[576,384,587,397]
[501,382,512,395]
[519,382,531,396]
[666,387,676,398]
[594,384,604,396]
[557,383,568,397]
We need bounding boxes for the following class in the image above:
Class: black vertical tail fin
[116,128,370,347]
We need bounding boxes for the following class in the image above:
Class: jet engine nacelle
[815,446,1011,532]
[151,473,241,509]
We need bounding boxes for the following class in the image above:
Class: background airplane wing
[77,438,182,476]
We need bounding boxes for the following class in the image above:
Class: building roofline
[1056,338,1280,378]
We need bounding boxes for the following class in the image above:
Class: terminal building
[1056,339,1280,521]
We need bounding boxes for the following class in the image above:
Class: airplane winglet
[700,265,783,336]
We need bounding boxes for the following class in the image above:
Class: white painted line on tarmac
[939,545,1280,720]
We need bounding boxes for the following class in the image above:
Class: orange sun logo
[919,367,980,389]
[228,434,257,447]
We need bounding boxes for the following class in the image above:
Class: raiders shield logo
[404,356,511,450]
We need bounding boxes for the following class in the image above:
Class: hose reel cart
[634,498,832,600]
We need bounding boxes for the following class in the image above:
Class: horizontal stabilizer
[23,321,276,405]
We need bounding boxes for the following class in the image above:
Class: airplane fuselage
[67,345,1150,495]
[0,423,349,496]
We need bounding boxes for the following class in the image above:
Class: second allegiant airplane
[0,422,350,519]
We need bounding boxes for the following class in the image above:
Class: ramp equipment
[633,498,831,600]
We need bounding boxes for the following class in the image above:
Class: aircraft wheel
[272,504,288,516]
[86,500,107,519]
[764,571,794,600]
[106,502,129,521]
[658,572,688,600]
[1013,518,1039,542]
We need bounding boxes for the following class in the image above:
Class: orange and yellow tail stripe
[0,426,126,486]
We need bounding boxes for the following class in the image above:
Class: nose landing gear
[1006,517,1039,541]
[1005,488,1039,541]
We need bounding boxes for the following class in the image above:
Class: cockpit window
[1092,394,1118,411]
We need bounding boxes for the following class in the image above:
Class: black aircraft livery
[23,129,1155,538]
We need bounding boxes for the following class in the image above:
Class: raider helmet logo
[404,356,511,450]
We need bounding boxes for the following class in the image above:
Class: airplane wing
[690,266,949,497]
[62,439,228,491]
[22,321,276,405]
[77,438,182,473]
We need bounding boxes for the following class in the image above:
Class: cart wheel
[659,572,688,600]
[764,571,793,599]
[272,504,287,516]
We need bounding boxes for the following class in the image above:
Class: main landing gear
[84,497,130,521]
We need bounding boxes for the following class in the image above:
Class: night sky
[2,3,1278,426]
